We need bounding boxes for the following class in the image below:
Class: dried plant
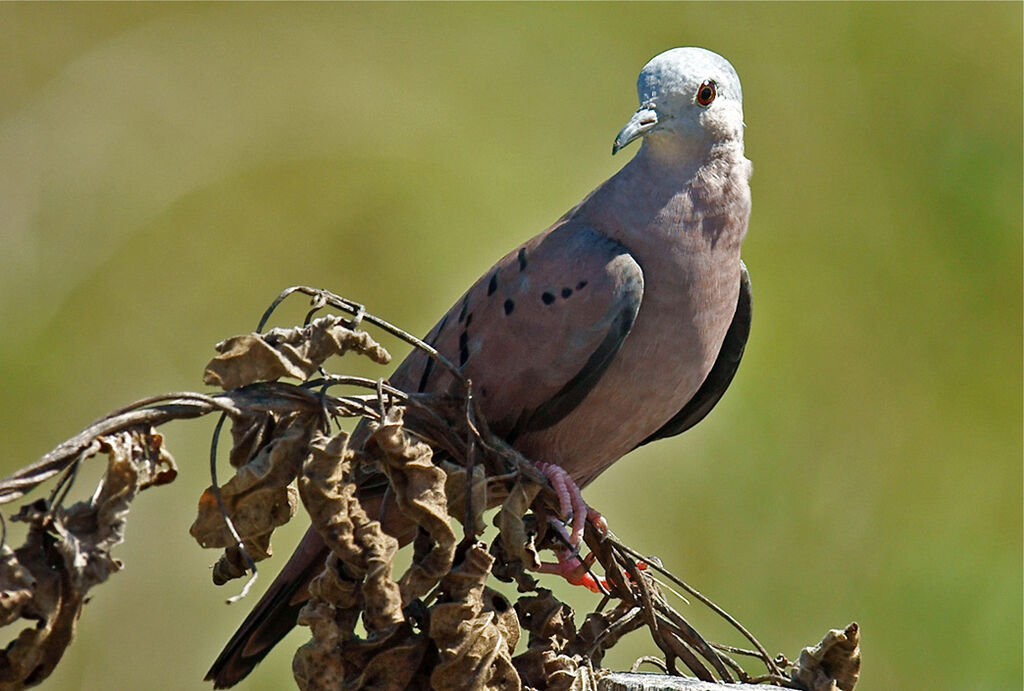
[0,286,859,690]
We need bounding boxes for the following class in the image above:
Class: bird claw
[537,549,603,593]
[587,507,609,537]
[537,549,650,594]
[536,462,588,547]
[533,462,621,592]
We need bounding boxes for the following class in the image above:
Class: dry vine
[0,286,860,690]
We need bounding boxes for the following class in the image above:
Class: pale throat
[640,128,714,171]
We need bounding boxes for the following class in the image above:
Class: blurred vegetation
[0,3,1019,690]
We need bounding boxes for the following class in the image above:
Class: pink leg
[535,462,588,547]
[533,464,644,593]
[535,462,609,592]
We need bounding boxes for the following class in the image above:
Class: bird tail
[204,527,328,688]
[204,488,416,687]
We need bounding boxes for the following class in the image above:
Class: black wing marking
[635,262,752,448]
[506,234,644,442]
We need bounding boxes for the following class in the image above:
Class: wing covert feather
[390,223,644,440]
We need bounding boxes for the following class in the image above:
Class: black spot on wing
[541,292,555,305]
[487,272,498,296]
[417,357,435,393]
[576,280,588,290]
[561,287,572,299]
[509,238,644,439]
[417,314,448,392]
[458,330,470,367]
[458,295,469,323]
[465,312,473,327]
[517,248,528,271]
[504,299,515,315]
[636,263,753,448]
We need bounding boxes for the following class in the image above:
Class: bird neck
[579,136,750,248]
[635,134,745,183]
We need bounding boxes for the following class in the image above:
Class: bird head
[613,47,745,159]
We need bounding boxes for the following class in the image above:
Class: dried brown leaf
[204,315,390,389]
[340,631,430,691]
[429,543,520,691]
[792,623,860,691]
[293,557,430,691]
[191,412,313,583]
[227,411,272,469]
[440,459,489,536]
[0,427,175,689]
[513,647,596,691]
[516,589,578,646]
[0,519,79,690]
[0,548,34,629]
[512,589,586,690]
[60,429,177,588]
[489,534,539,593]
[192,487,297,552]
[367,408,456,605]
[298,431,404,633]
[485,587,521,658]
[496,478,543,571]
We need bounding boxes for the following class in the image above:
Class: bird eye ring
[696,80,716,107]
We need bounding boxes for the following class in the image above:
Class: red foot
[537,549,600,590]
[538,551,649,594]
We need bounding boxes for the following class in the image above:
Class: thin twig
[585,605,644,658]
[630,655,669,673]
[258,286,465,385]
[612,540,782,677]
[654,598,734,682]
[207,412,258,603]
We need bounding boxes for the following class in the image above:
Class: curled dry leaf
[489,533,539,593]
[439,459,488,537]
[191,413,313,584]
[294,431,432,690]
[0,427,176,690]
[0,548,34,629]
[512,589,597,691]
[366,408,456,605]
[226,411,273,469]
[496,478,543,571]
[428,543,520,691]
[483,586,521,661]
[297,431,404,634]
[293,557,428,691]
[204,315,391,389]
[0,514,81,690]
[792,622,860,691]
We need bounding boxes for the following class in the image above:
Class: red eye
[696,80,716,106]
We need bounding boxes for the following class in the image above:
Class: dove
[207,46,753,688]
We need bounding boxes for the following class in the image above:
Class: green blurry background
[1,3,1020,690]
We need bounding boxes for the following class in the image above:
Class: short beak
[612,107,658,155]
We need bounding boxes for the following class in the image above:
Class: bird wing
[391,221,645,442]
[635,261,751,448]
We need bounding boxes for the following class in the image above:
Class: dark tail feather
[205,488,414,688]
[205,528,328,689]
